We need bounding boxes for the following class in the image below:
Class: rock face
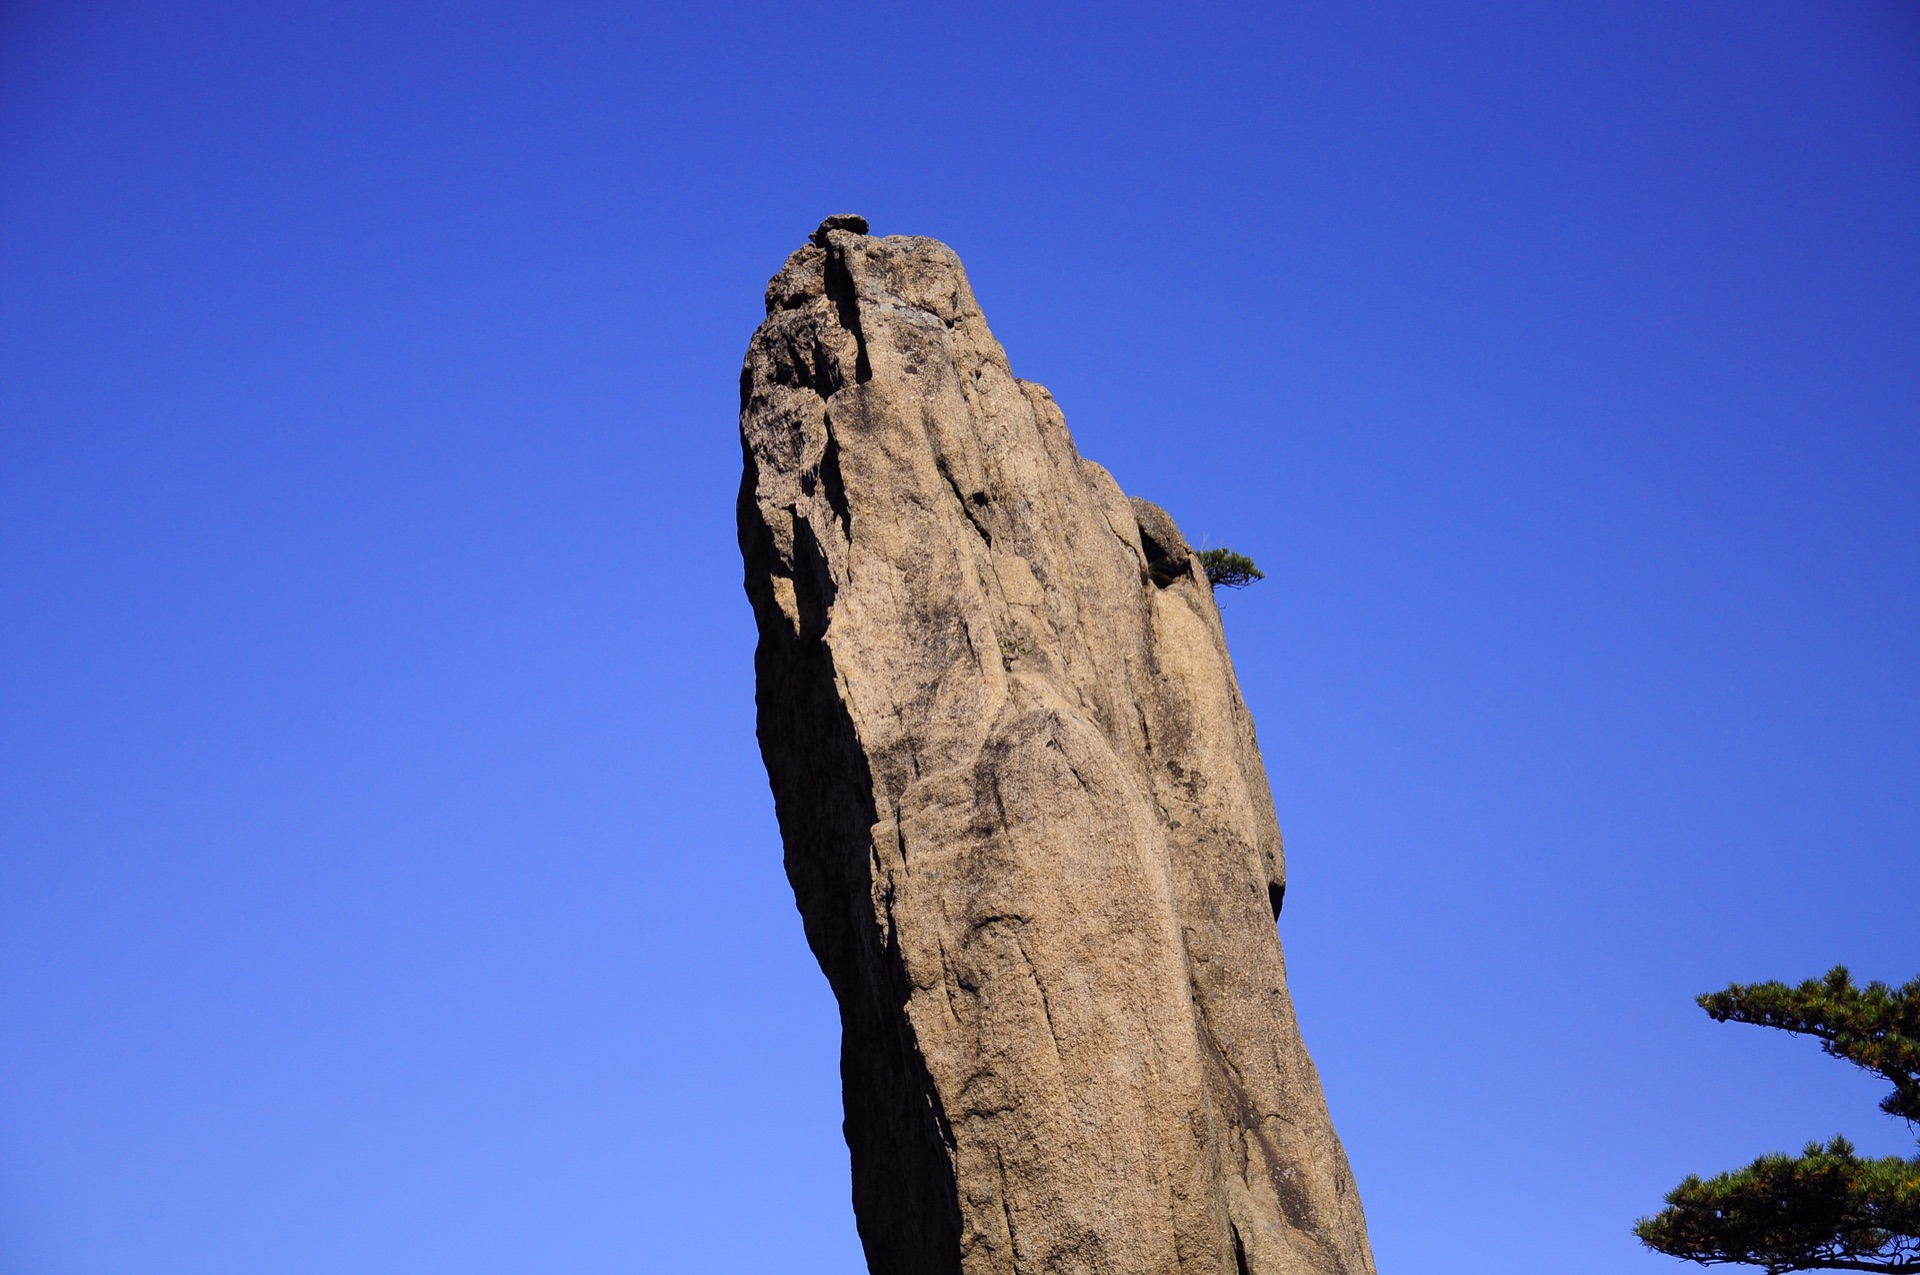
[738,218,1376,1275]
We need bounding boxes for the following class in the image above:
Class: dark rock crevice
[822,237,873,385]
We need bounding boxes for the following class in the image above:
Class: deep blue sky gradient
[3,2,1917,1271]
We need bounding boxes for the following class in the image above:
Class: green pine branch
[1636,1137,1920,1273]
[1700,968,1920,1128]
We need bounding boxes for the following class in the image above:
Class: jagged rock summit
[738,217,1375,1275]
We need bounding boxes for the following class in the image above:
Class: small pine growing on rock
[1198,548,1264,589]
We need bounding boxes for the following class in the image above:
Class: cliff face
[738,216,1375,1275]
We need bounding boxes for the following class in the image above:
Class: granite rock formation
[738,216,1375,1275]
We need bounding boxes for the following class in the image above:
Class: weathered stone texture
[738,217,1375,1275]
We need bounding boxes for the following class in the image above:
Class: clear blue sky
[2,2,1916,1271]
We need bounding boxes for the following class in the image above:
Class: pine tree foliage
[1698,968,1920,1128]
[1637,1137,1920,1274]
[1637,967,1920,1274]
[1197,548,1263,589]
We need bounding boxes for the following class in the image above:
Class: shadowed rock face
[737,218,1375,1275]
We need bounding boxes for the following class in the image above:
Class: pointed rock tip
[811,213,870,245]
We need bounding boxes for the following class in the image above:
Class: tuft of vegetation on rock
[1198,548,1264,589]
[1636,966,1920,1273]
